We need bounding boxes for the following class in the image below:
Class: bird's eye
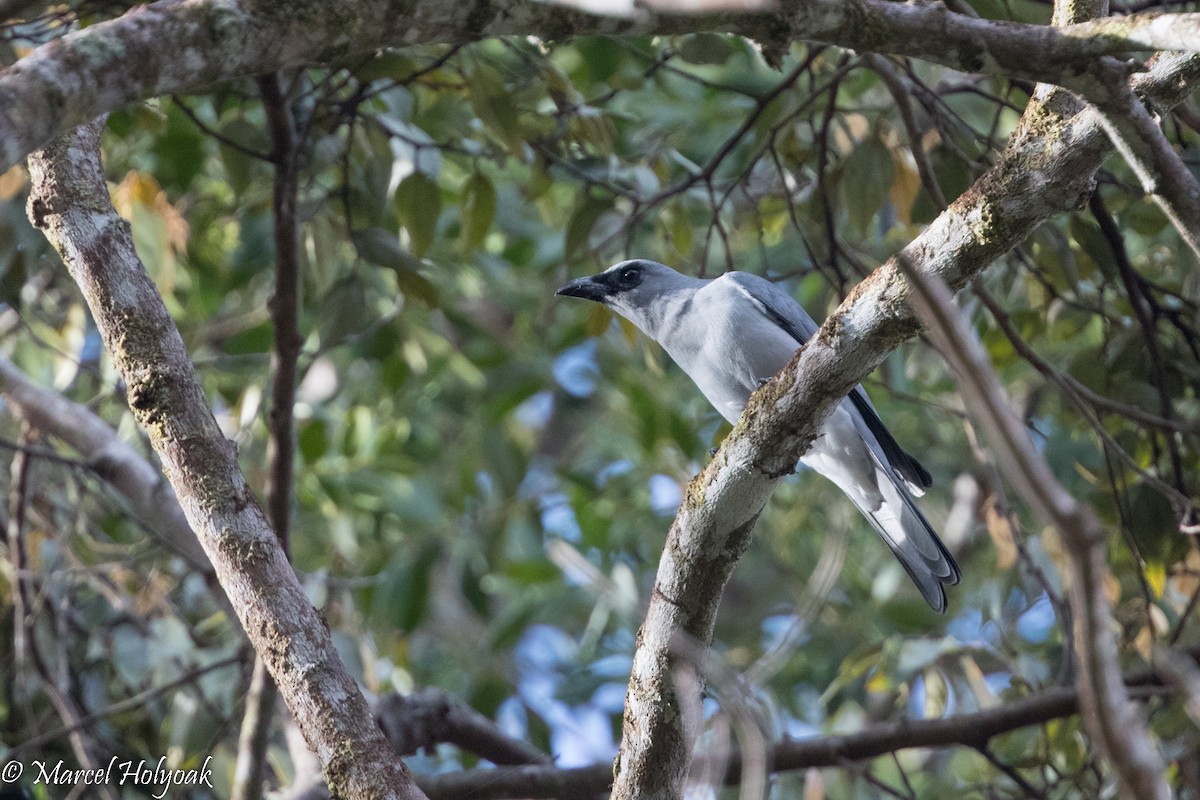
[621,267,641,283]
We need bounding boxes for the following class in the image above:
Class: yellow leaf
[585,305,613,338]
[1134,623,1154,660]
[923,668,948,717]
[0,165,27,200]
[834,112,869,153]
[960,654,999,709]
[984,496,1018,570]
[1146,561,1166,599]
[1103,572,1121,604]
[1169,548,1200,607]
[888,150,921,226]
[1073,461,1100,485]
[803,768,824,800]
[127,170,162,207]
[111,172,189,254]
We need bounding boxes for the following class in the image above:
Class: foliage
[0,5,1198,798]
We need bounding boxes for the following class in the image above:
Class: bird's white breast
[661,279,801,424]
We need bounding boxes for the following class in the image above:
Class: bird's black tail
[850,460,960,613]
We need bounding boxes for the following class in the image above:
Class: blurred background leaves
[0,6,1198,797]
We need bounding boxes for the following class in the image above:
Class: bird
[556,259,960,612]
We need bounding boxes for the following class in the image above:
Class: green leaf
[218,118,268,197]
[663,200,693,258]
[373,544,441,633]
[460,172,497,251]
[676,33,735,66]
[153,103,207,191]
[468,69,525,154]
[460,559,491,616]
[840,134,894,235]
[1126,201,1168,237]
[1068,216,1116,279]
[565,194,614,260]
[351,52,415,84]
[223,320,273,356]
[352,227,440,306]
[394,172,442,257]
[298,419,329,464]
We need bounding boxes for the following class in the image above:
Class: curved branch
[3,0,1200,171]
[1089,70,1200,260]
[901,260,1170,800]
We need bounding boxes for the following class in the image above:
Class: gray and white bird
[557,259,960,612]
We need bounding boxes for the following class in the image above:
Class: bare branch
[898,256,1170,800]
[375,690,553,767]
[0,351,213,573]
[25,121,427,800]
[6,424,120,800]
[1089,70,1200,261]
[231,70,300,800]
[407,654,1194,799]
[4,654,242,761]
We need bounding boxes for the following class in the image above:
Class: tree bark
[3,0,1200,172]
[26,120,427,800]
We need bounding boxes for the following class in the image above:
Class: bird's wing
[725,272,931,495]
[725,272,819,344]
[846,391,932,495]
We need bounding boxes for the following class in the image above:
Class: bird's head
[555,259,689,323]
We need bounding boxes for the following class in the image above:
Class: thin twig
[230,70,303,800]
[5,654,243,759]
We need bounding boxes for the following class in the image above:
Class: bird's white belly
[675,318,798,424]
[800,403,884,511]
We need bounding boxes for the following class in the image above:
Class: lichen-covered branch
[25,121,427,800]
[608,46,1200,800]
[4,0,1200,172]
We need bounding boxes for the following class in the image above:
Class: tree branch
[230,70,300,800]
[0,351,214,573]
[901,0,1172,763]
[408,653,1194,799]
[6,424,120,800]
[4,0,1200,171]
[1089,69,1200,261]
[375,690,554,768]
[900,254,1170,800]
[609,44,1200,800]
[25,121,427,800]
[281,689,558,800]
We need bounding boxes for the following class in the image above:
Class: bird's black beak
[555,276,609,303]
